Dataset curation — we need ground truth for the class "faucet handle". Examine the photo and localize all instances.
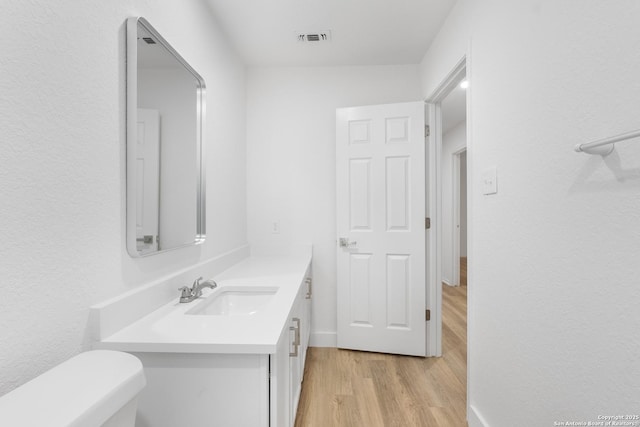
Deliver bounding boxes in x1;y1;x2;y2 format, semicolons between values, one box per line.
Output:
178;286;192;298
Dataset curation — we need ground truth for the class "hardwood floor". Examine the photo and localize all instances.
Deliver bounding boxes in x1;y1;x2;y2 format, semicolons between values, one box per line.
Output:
294;258;468;427
460;257;467;287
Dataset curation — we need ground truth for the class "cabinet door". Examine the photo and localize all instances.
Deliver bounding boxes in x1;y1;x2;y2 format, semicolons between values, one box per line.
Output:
300;274;312;374
134;352;269;427
273;270;313;427
271;326;291;427
289;286;304;424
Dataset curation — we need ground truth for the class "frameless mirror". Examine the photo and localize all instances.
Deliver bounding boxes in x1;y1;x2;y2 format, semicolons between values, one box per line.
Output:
126;17;206;257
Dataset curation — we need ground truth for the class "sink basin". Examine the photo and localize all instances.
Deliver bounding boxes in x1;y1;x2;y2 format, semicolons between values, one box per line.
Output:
186;286;278;316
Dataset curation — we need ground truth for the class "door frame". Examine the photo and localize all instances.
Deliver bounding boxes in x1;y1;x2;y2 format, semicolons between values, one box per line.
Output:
425;56;467;357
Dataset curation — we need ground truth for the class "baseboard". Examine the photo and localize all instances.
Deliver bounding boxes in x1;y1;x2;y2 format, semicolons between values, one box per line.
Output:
310;331;337;347
468;404;489;427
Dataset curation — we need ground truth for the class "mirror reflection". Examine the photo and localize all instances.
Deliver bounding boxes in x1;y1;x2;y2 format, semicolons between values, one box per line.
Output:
127;17;206;257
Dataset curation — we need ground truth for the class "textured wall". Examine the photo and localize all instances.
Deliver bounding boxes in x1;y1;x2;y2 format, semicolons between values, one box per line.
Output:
421;0;640;424
246;65;422;344
0;0;247;395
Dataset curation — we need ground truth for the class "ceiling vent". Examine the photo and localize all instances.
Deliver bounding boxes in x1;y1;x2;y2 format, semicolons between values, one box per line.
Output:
296;31;332;43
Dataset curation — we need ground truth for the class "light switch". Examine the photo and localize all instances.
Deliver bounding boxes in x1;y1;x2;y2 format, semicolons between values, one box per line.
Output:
482;167;497;195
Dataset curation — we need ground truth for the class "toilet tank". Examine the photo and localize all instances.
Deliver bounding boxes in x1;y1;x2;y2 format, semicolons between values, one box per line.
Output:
0;350;145;427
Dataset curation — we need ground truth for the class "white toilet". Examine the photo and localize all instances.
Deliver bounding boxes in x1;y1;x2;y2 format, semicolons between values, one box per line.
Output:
0;350;145;427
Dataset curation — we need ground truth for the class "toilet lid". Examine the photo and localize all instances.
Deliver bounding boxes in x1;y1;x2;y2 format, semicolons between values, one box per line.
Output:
0;350;145;427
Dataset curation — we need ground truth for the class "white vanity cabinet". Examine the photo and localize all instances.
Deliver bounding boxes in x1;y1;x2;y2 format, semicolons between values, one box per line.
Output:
94;254;313;427
109;265;312;427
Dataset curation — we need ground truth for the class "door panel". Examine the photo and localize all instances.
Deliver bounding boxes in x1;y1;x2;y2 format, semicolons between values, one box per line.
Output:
386;156;410;231
336;101;426;357
349;253;373;326
386;254;411;329
349;158;372;230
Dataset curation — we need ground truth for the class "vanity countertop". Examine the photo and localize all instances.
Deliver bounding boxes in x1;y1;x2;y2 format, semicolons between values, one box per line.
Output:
95;253;311;354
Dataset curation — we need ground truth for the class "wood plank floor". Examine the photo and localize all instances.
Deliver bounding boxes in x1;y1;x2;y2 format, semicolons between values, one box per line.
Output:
294;258;468;427
460;257;467;287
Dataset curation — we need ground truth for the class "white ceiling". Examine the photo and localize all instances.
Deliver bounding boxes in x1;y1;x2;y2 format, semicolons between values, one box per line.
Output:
205;0;457;66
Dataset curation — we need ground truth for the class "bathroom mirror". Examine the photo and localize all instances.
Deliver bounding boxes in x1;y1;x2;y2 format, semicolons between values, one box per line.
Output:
126;17;206;257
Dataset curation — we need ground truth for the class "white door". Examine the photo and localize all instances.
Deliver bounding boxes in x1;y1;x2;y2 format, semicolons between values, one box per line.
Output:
336;101;427;357
136;108;160;254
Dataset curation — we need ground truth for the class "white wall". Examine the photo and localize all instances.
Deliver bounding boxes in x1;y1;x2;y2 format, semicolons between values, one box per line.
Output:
246;65;421;344
421;1;640;424
0;0;247;395
441;120;466;285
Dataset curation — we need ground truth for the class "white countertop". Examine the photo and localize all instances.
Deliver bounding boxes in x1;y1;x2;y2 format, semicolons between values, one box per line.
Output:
95;253;311;354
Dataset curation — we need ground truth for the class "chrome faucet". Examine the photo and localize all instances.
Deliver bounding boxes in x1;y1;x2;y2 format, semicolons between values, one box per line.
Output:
178;276;218;303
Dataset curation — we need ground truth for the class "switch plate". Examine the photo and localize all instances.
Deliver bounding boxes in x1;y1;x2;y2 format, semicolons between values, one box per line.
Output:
482;167;497;195
271;221;280;234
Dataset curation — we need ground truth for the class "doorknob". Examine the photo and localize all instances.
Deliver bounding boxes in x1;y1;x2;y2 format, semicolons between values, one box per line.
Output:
339;237;357;248
136;235;154;244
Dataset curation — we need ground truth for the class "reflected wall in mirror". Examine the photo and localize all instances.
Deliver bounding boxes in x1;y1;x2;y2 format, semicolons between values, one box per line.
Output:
126;17;206;257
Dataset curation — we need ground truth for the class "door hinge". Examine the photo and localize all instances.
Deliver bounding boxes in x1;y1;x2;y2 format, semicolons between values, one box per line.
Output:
425;217;431;229
425;309;431;321
425;125;430;137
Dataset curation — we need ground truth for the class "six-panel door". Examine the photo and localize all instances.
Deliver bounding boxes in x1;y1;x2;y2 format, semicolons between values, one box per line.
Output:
336;102;427;357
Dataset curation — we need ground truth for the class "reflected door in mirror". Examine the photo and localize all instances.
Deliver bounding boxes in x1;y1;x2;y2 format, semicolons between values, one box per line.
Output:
136;108;160;254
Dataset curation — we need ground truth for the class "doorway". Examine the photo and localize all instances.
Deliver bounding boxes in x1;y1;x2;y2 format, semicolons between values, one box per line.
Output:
436;71;468;384
452;149;467;287
425;56;469;420
440;84;467;288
